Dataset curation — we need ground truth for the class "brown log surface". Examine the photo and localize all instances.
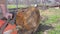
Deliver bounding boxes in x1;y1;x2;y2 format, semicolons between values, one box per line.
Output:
16;7;40;34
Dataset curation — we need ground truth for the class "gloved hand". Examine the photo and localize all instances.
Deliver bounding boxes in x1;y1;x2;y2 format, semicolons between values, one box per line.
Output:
3;13;12;19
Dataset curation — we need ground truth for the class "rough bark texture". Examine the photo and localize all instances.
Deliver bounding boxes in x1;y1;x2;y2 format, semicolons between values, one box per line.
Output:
16;6;40;34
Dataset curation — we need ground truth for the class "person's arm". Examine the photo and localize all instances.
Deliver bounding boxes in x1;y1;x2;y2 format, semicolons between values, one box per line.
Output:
0;4;12;19
0;4;7;15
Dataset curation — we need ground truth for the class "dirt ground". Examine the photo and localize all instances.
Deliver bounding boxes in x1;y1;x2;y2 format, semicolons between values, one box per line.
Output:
0;8;60;34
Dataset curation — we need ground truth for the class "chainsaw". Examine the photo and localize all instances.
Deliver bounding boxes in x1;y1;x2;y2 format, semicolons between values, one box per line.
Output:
0;0;18;34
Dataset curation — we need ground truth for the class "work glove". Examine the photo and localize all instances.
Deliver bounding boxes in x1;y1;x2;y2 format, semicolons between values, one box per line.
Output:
3;13;12;19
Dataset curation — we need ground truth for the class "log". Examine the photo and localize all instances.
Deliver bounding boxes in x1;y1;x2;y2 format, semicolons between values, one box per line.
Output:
16;6;40;34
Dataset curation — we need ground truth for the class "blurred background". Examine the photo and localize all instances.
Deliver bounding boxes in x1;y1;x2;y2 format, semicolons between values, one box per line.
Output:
0;0;60;34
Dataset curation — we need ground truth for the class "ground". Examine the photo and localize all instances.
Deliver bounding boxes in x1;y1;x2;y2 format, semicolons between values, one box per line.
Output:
0;5;60;34
37;8;60;34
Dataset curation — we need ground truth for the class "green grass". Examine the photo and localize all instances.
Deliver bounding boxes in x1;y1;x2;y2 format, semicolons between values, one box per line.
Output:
40;8;60;34
7;5;27;9
7;5;60;34
45;15;60;24
37;31;43;34
48;24;60;34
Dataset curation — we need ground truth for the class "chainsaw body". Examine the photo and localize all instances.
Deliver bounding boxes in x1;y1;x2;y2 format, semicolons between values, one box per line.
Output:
0;20;17;34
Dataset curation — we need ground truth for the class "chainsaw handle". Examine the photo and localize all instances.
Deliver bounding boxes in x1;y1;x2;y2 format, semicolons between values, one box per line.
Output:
0;16;11;34
8;16;11;19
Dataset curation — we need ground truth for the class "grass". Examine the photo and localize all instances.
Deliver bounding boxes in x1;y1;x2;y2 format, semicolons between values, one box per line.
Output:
7;5;60;34
40;8;60;34
7;5;27;9
37;31;43;34
45;15;60;24
48;24;60;34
